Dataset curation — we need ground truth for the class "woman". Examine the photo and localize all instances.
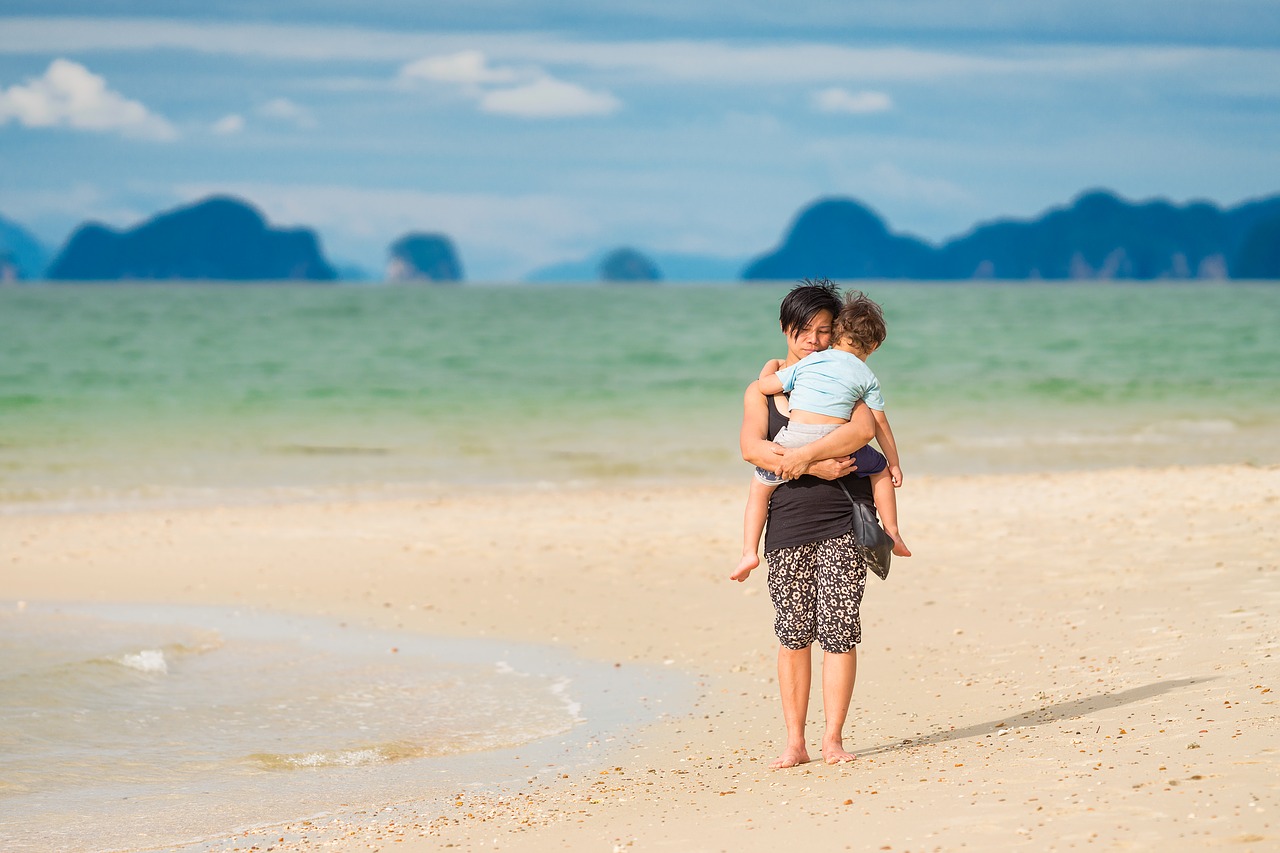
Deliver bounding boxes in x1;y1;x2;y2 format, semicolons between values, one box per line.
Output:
739;280;880;768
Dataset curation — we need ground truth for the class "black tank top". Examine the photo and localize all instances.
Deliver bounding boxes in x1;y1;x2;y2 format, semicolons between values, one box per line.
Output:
763;396;876;553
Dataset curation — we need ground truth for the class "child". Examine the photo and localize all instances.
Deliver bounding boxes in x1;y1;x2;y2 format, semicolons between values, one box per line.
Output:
731;289;910;582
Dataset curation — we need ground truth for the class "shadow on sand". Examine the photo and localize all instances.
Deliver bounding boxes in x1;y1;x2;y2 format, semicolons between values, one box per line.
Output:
854;676;1213;758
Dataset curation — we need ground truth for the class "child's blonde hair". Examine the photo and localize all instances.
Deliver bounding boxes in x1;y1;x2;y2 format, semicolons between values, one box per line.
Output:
835;290;887;353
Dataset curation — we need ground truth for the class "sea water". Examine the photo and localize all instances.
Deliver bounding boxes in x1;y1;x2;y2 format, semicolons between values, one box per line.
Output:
1;282;1278;505
0;602;685;851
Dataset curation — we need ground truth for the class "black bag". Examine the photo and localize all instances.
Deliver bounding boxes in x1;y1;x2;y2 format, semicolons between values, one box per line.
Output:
838;481;892;580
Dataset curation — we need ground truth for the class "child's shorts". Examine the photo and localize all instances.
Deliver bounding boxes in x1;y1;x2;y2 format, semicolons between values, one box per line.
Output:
754;424;888;485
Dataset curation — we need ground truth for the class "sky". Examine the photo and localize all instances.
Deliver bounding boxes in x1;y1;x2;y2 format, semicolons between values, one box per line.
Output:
1;2;1278;280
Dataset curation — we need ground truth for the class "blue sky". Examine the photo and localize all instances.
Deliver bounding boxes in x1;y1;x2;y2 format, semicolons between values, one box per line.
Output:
1;2;1278;279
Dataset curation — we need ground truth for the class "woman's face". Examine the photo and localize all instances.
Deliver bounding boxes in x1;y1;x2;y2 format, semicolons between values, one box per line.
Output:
783;309;834;364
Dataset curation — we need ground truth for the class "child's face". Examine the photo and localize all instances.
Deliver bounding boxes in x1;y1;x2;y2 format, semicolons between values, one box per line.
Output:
784;310;834;362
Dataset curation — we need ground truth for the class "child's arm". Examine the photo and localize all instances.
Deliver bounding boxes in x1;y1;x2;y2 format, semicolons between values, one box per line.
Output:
756;357;799;398
757;372;784;396
871;408;904;486
758;358;785;380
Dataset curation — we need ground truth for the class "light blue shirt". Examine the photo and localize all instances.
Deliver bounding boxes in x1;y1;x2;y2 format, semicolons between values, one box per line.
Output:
775;349;885;419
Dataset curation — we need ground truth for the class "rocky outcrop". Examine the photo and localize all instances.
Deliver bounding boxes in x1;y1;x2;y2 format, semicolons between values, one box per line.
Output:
743;199;934;280
386;233;464;282
599;247;661;282
46;196;336;281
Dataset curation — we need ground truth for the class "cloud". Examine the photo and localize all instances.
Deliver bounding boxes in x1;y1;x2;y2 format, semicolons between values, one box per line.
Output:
0;58;177;140
400;50;621;118
212;113;245;134
256;97;317;129
479;77;621;118
813;87;892;114
0;19;1274;93
399;50;522;85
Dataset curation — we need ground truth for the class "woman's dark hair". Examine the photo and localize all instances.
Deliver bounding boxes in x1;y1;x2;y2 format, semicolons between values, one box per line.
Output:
779;278;841;335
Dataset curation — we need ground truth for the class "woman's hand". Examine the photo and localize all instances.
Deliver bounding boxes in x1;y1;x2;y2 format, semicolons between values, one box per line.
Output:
776;446;857;480
806;455;858;481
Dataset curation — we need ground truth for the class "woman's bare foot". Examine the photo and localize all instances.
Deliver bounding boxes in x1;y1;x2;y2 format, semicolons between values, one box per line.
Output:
730;552;759;582
822;738;857;765
770;745;811;769
889;532;912;558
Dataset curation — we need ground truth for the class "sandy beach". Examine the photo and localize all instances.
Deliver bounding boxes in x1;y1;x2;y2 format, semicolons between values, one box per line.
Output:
4;464;1278;852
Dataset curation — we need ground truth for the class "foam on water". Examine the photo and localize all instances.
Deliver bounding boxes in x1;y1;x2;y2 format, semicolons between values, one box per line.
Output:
114;648;168;673
0;602;689;852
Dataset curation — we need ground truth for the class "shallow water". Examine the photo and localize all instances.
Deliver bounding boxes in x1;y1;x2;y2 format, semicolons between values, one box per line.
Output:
0;603;687;852
1;282;1277;507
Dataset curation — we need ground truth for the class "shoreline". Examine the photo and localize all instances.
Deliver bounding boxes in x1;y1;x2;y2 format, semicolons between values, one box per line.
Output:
4;464;1278;851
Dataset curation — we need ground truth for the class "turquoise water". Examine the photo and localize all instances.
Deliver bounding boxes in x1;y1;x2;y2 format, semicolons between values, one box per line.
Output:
1;282;1278;505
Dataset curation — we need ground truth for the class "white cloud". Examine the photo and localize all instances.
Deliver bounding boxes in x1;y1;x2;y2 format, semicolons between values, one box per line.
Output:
479;77;621;118
399;50;522;85
212;113;245;134
256;97;317;129
0;58;177;141
400;50;621;119
813;87;892;114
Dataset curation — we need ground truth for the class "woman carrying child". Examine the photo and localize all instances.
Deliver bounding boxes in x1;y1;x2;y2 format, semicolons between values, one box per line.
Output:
737;280;900;767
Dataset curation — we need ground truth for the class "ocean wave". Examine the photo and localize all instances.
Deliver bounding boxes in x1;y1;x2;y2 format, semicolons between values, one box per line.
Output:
250;742;426;770
550;676;584;722
114;648;168;674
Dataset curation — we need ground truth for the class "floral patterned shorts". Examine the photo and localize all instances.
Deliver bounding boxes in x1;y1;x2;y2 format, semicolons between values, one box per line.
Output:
765;530;870;653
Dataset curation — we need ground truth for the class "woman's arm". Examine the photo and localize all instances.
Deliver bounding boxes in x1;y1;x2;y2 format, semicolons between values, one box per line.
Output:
740;381;784;470
741;381;860;481
775;403;875;480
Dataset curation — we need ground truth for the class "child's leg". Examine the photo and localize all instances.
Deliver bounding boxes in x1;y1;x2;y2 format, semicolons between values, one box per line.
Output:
734;477;779;581
869;470;912;557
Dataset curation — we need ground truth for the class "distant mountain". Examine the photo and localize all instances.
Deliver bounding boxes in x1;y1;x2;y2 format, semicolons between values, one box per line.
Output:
599;247;661;282
387;233;463;282
743;199;935;280
745;190;1280;281
46;196;336;281
0;214;50;280
1233;215;1280;279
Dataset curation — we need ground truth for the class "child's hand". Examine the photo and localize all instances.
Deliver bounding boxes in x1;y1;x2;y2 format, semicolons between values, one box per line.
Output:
889;464;904;487
758;358;784;381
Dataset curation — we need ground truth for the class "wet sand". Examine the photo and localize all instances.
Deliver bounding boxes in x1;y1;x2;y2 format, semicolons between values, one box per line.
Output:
4;464;1278;851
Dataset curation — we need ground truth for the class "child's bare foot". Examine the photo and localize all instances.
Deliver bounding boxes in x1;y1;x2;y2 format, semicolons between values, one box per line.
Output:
731;552;759;582
771;745;811;769
890;533;912;557
822;738;857;765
